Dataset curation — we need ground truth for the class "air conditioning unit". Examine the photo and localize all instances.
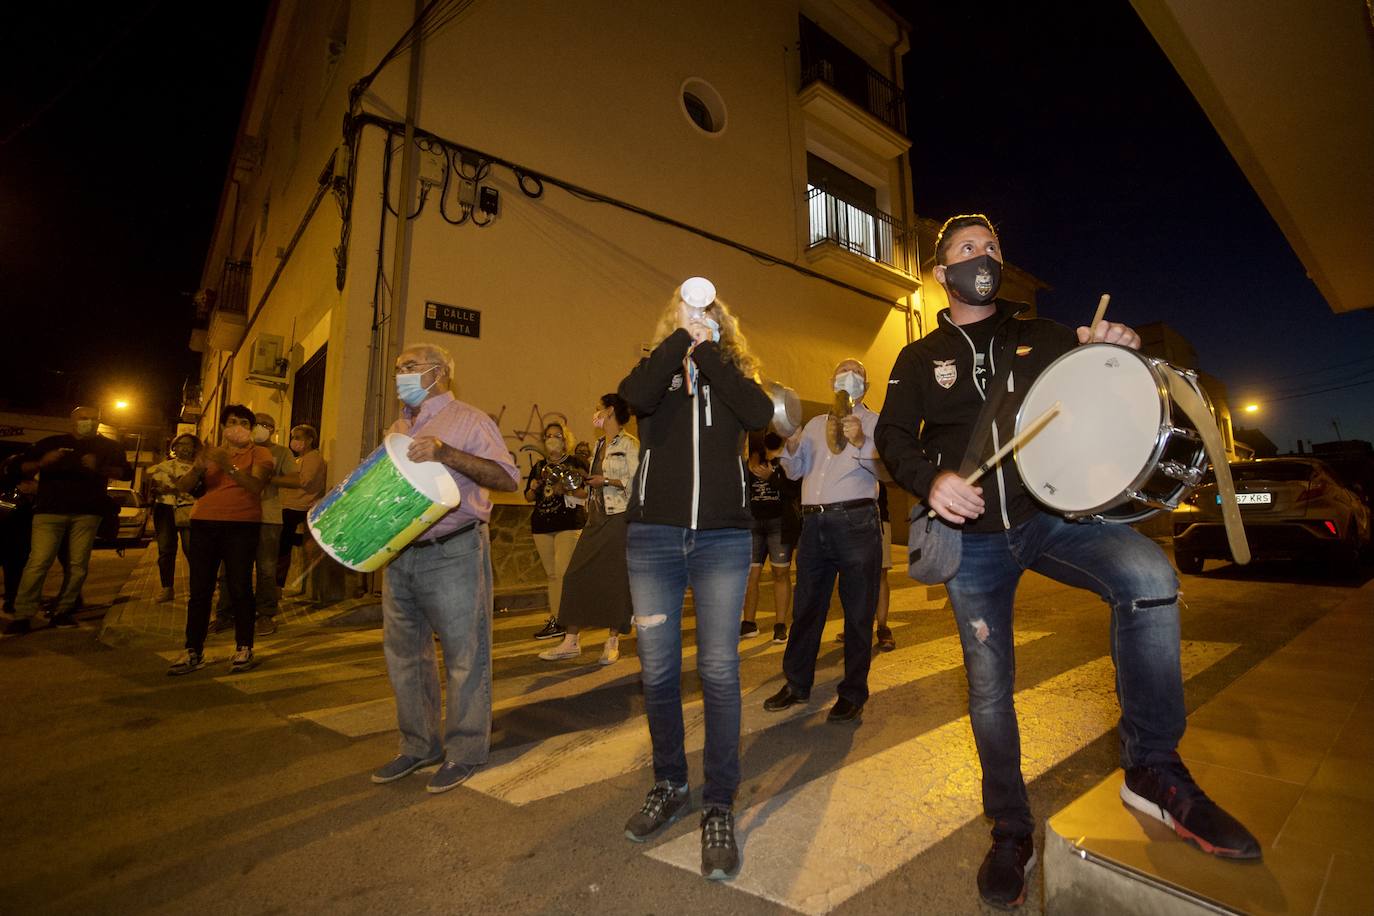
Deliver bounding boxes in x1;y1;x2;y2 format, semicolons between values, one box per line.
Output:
246;334;290;390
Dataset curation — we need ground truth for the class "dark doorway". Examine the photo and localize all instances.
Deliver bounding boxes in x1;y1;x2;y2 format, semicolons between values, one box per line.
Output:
291;344;327;431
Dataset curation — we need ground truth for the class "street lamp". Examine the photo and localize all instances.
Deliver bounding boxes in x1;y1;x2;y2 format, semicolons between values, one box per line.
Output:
113;399;131;411
1243;403;1259;414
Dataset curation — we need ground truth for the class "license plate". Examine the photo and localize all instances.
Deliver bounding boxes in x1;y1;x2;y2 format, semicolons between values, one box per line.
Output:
1219;493;1271;505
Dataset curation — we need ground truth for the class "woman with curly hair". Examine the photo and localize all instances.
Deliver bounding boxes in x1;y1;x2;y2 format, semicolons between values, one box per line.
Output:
616;279;773;881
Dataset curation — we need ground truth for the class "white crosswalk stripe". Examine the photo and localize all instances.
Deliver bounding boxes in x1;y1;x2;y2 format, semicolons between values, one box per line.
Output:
644;639;1237;914
462;630;1050;806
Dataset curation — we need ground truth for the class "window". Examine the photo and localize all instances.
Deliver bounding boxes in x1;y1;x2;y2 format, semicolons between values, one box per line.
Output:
679;78;726;135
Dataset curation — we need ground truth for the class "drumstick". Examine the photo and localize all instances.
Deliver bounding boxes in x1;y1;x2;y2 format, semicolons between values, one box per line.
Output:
928;402;1061;518
1090;293;1110;334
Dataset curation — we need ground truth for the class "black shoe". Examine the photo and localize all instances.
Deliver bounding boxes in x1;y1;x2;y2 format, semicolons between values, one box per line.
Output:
255;615;278;636
211;617;235;634
1121;756;1261;859
625;780;691;842
772;623;787;644
875;625;895;652
762;683;810;712
700;806;740;880
978;835;1036;909
739;620;759;639
51;612;79;629
533;617;565;640
2;618;32;638
827;697;863;723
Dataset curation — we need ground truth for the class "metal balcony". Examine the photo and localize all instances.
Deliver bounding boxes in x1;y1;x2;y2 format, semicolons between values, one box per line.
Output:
806;186;911;272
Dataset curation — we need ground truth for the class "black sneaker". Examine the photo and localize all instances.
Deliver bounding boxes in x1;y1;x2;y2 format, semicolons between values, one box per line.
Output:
2;618;32;638
700;807;740;880
1121;757;1261;859
533;617;565;640
51;612;79;629
739;620;759;639
762;683;809;711
772;623;787;643
210;617;235;634
624;780;690;842
875;625;895;652
977;835;1036;909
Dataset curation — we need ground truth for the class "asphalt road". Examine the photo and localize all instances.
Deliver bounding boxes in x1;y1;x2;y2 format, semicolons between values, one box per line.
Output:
1;546;1368;915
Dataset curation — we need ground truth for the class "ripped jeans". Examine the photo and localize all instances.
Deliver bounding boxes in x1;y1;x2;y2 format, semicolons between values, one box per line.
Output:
947;510;1184;839
626;523;751;808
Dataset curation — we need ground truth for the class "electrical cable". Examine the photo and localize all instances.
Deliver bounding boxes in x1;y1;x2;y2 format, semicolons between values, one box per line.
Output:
349;114;898;306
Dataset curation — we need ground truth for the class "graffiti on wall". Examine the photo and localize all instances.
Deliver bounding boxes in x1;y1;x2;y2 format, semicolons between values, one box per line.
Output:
489;403;570;475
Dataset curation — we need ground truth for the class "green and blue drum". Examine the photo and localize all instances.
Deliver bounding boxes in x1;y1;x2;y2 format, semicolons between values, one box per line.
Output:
308;433;462;572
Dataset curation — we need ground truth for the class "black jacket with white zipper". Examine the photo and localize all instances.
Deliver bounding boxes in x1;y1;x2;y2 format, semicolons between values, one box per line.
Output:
875;300;1077;533
619;329;774;530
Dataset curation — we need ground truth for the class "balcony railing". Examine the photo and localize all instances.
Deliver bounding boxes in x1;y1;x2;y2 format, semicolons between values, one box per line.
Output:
807;186;911;273
800;59;907;136
219;259;252;314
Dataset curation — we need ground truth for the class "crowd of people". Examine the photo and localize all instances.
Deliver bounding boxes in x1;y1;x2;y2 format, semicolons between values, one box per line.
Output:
0;406;328;667
1;213;1262;909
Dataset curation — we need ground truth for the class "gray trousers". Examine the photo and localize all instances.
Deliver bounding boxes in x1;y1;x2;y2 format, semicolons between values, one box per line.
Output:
382;523;493;764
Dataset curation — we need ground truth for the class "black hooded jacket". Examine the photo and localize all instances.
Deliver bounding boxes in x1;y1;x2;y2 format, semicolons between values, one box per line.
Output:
619;329;774;530
875;300;1077;532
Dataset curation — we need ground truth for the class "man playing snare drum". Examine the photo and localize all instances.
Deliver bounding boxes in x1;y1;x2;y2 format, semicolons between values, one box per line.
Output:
875;215;1259;910
370;342;520;794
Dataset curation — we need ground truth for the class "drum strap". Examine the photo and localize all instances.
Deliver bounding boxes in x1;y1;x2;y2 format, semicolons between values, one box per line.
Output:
1164;373;1252;565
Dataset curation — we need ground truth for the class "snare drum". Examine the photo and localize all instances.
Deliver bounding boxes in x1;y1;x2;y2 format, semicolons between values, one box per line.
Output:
1013;344;1210;523
308;433;462;571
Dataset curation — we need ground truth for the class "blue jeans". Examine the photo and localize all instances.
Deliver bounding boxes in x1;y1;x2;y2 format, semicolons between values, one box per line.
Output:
382;524;493;764
627;523;751;808
783;503;883;705
947;510;1184;838
14;513;101;618
152;504;191;589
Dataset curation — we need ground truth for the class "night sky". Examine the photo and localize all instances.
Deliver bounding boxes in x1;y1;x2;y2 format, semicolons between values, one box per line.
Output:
3;2;1370;452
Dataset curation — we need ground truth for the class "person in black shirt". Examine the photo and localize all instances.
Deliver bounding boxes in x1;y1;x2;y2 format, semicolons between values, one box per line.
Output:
4;407;130;635
740;431;799;643
875;214;1259;908
525;420;588;640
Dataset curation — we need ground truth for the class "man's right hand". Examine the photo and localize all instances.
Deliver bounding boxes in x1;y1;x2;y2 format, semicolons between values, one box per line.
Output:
928;470;985;523
38;449;67;468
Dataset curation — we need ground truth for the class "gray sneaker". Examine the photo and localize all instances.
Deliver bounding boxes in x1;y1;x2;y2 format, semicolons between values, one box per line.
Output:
167;649;206;676
371;753;443;784
427;761;478;794
229;646;260;673
700;806;740;880
625;780;691;842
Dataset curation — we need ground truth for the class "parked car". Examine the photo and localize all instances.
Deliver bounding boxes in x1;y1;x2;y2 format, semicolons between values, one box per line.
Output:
1172;457;1372;573
99;487;151;547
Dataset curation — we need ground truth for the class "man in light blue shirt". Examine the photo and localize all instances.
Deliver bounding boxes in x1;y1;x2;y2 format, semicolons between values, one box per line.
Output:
763;359;885;723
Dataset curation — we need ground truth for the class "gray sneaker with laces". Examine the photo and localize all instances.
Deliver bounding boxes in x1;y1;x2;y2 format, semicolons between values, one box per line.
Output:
624;780;690;842
167;649;206;676
700;806;740;880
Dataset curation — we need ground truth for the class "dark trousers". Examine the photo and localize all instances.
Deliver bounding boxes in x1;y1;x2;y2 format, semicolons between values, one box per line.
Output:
277;508;307;587
782;503;883;706
2;505;34;607
152;504;191;589
186;520;259;652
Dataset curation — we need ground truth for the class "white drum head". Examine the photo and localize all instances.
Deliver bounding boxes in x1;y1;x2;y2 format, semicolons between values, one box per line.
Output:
384;433;462;508
1014;345;1163;515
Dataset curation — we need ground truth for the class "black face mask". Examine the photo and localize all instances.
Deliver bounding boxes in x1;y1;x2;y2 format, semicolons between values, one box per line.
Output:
942;254;1002;305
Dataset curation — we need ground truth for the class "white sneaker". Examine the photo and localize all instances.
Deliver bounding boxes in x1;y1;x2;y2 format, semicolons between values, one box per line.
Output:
599;636;620;666
539;638;581;661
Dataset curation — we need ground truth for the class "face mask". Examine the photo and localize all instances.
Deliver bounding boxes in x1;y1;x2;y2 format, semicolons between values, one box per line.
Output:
252;425;272;444
544;436;564;453
943;254;1002;305
224;425;251;446
592;410;606;430
834;370;865;401
74;420;96;436
396;367;438;407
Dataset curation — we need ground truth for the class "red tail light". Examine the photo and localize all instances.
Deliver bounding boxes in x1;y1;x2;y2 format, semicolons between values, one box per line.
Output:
1324;520;1339;536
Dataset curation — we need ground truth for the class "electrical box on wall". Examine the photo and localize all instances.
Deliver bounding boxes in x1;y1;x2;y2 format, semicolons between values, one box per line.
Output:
246;334;290;389
478;186;499;217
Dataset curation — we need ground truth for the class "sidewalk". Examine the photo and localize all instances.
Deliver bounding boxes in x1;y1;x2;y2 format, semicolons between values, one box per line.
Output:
98;547;378;648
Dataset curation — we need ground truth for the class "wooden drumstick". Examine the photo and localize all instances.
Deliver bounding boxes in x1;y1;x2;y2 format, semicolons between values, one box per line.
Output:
1090;293;1110;335
929;402;1061;517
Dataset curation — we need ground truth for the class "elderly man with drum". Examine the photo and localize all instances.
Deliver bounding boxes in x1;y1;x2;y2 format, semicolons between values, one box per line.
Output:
875;214;1259;910
369;342;520;794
